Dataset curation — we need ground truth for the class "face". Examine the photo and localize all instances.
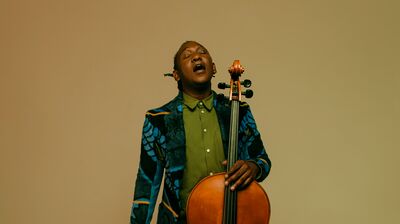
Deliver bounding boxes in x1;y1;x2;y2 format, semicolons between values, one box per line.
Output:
173;41;216;92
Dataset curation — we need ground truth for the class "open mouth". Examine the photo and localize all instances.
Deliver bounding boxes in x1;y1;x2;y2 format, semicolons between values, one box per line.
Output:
193;64;205;73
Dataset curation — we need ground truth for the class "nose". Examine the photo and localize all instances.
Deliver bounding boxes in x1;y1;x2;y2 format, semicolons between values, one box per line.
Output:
191;54;201;62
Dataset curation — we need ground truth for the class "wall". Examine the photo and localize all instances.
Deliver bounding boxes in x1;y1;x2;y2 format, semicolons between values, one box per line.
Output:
1;0;399;223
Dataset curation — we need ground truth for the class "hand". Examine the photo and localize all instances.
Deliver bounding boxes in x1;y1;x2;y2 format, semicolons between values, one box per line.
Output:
222;160;259;191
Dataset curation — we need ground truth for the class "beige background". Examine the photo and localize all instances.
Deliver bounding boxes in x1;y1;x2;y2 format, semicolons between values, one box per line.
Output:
1;0;399;223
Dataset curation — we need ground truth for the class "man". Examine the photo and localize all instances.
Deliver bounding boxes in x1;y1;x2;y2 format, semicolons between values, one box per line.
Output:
131;41;271;224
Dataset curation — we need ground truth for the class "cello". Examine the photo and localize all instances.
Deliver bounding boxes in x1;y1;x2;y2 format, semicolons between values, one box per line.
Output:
186;60;271;224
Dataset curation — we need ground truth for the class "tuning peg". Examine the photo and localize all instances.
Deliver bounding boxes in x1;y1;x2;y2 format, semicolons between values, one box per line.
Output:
216;93;228;101
241;79;252;88
218;82;230;89
242;89;253;98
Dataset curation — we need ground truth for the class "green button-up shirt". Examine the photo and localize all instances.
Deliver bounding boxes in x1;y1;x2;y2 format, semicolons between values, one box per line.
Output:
179;92;226;209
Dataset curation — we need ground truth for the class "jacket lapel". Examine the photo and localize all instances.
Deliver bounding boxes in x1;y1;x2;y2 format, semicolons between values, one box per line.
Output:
164;93;186;171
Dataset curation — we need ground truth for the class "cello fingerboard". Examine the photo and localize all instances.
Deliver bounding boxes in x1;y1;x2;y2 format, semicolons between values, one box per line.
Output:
223;100;240;224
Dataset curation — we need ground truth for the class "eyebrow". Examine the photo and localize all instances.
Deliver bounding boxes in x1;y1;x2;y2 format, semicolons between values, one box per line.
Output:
181;46;206;54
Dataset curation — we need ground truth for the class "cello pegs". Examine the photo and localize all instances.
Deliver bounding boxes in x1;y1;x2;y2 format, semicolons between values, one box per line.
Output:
218;82;230;89
242;89;253;98
216;94;229;102
241;79;252;88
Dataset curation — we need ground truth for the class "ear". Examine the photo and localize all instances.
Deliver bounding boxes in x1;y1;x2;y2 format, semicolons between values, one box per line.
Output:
173;70;180;81
212;63;217;74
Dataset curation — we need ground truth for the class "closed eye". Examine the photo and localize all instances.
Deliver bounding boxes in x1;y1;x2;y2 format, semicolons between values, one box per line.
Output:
198;48;207;54
182;50;193;59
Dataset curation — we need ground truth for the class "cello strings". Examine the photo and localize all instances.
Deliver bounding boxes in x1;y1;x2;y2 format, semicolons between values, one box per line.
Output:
224;100;239;224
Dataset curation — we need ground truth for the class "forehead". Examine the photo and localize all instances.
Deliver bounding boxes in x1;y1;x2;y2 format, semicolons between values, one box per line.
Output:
178;41;207;54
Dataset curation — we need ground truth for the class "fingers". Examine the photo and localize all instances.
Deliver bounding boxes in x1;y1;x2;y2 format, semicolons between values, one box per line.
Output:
222;160;227;166
225;160;243;177
230;167;252;191
224;160;256;191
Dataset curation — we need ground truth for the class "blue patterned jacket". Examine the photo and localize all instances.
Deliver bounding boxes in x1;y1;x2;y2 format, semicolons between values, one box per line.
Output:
130;91;271;224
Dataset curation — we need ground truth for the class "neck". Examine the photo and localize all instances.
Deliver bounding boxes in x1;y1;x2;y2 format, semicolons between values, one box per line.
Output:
182;87;212;100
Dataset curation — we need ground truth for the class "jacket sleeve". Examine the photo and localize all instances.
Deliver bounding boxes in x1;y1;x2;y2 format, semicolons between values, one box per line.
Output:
239;106;271;182
131;115;164;224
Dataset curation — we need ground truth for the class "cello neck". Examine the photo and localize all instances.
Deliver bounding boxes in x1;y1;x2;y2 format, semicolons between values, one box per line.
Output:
225;60;245;170
226;98;240;170
222;60;246;224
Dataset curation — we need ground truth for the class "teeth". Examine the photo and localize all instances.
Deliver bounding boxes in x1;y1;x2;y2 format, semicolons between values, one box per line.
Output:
194;64;204;72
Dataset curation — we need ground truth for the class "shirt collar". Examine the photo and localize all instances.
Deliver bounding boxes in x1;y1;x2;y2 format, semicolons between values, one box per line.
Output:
182;92;213;111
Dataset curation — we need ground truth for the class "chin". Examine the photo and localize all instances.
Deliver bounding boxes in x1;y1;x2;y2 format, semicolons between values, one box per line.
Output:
194;78;212;85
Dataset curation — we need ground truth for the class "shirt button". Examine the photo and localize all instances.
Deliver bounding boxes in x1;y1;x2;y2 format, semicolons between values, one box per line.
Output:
199;102;203;106
209;172;214;176
206;149;210;153
203;129;207;132
201;110;205;114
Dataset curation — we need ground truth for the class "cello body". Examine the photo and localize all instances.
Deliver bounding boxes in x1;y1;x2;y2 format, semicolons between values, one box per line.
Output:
186;173;270;224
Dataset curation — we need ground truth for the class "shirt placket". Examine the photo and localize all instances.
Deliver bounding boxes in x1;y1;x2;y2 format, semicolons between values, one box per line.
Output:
198;101;214;176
